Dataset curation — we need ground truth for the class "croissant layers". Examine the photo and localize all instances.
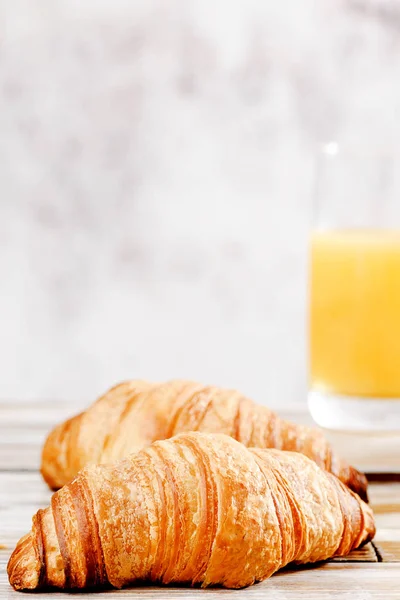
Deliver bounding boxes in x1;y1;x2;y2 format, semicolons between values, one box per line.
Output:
9;433;375;591
41;380;368;500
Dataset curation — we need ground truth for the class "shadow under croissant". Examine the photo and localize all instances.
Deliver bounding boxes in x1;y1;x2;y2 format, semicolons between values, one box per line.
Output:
13;561;344;594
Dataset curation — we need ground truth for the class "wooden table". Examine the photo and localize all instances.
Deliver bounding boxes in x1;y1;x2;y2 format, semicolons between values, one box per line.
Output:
1;401;399;599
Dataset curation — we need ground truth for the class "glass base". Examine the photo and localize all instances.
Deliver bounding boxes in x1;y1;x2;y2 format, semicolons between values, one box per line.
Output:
308;390;400;432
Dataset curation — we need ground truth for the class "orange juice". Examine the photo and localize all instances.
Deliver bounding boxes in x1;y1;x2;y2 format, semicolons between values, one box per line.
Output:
310;230;400;398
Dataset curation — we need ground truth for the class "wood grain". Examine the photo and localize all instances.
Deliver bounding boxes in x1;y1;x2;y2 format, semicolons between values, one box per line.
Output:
1;401;399;599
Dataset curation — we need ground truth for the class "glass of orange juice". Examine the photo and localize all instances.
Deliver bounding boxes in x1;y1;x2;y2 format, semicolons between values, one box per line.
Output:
309;142;400;432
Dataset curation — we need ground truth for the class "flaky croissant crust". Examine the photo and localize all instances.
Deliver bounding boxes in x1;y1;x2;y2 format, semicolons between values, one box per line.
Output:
10;433;374;591
41;380;368;500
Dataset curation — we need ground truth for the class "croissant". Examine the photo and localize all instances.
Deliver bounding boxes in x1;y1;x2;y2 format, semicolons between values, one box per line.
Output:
9;432;375;591
41;380;368;500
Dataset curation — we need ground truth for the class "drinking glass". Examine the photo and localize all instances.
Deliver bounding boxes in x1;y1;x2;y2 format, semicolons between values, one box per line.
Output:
308;142;400;432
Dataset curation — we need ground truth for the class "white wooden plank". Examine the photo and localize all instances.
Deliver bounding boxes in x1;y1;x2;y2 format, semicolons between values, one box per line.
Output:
0;401;83;471
1;401;400;473
0;444;43;472
0;563;399;599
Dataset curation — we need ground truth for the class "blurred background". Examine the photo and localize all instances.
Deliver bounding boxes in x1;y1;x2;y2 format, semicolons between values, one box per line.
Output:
1;0;400;405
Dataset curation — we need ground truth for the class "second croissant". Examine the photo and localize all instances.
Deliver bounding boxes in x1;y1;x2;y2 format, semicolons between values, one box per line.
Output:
41;379;368;500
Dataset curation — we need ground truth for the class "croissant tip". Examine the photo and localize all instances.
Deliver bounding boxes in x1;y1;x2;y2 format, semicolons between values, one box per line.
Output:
7;533;41;591
348;467;369;503
360;501;376;546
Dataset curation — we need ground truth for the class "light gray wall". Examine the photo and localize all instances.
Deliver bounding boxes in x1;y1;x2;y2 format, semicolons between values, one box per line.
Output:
1;0;399;404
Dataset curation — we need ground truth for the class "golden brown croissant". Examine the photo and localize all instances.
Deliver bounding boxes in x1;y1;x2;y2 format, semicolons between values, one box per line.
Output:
9;432;375;591
41;380;368;500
